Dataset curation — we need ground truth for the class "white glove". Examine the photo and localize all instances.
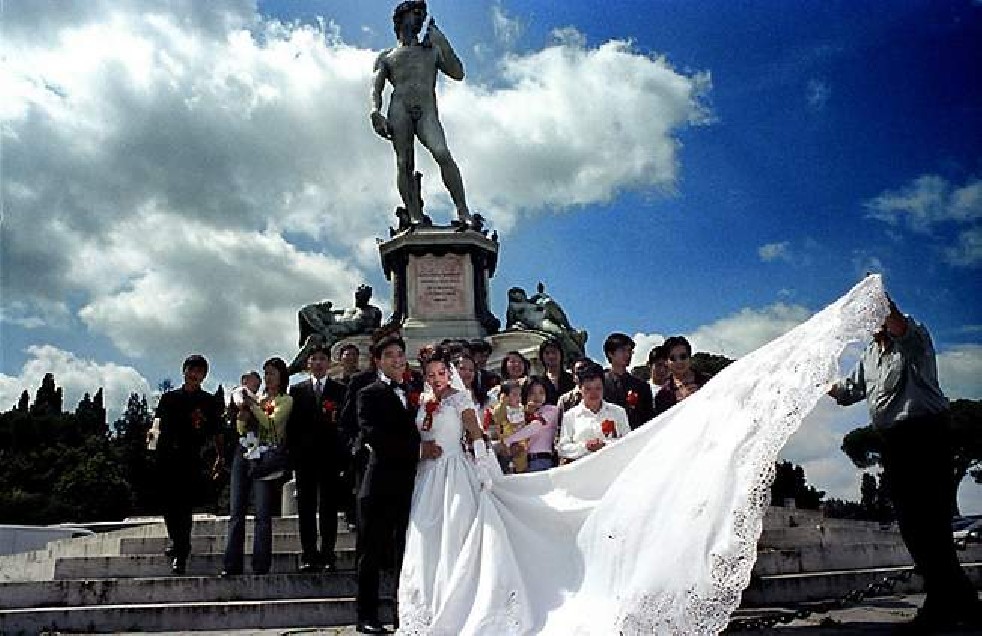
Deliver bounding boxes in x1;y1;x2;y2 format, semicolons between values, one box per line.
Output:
146;418;161;451
472;439;495;490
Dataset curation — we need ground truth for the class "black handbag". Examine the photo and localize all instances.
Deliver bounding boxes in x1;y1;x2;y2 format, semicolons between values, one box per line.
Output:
247;445;289;480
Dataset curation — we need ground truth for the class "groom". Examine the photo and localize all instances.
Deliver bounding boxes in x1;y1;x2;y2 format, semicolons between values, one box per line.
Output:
354;334;434;634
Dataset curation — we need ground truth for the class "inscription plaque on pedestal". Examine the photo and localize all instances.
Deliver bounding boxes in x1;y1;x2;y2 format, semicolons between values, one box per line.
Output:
409;253;474;319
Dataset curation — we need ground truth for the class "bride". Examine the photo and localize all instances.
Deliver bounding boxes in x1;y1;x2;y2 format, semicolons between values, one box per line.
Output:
398;275;891;635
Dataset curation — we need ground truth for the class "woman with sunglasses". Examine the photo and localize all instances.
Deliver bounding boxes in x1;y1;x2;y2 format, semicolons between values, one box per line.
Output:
654;336;711;416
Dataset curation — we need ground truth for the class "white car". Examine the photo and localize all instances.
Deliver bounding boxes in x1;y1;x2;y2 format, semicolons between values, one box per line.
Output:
952;518;982;549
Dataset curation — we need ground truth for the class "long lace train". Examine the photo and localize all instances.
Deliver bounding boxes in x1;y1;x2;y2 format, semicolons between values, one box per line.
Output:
398;275;889;635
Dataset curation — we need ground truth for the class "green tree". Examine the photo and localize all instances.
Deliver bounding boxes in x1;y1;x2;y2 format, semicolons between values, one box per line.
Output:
770;460;825;509
841;399;982;516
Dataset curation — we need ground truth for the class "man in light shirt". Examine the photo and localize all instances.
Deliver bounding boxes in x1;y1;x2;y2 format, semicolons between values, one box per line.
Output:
558;363;630;462
829;297;980;631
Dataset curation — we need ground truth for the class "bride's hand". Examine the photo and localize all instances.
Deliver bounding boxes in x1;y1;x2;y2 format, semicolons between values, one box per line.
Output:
420;440;443;460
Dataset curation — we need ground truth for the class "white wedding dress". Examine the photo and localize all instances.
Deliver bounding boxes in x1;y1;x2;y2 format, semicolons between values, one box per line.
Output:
398;276;890;635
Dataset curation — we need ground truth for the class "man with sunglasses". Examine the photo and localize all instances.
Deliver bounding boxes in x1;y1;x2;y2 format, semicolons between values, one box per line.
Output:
654;336;711;416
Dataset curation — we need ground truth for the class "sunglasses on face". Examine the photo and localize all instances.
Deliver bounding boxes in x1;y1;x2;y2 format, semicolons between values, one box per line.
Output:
669;354;689;362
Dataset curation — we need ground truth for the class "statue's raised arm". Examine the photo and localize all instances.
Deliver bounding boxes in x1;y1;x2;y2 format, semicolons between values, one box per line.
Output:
426;20;464;81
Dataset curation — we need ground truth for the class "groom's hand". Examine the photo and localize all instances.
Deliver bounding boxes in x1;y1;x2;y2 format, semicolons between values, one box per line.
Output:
420;440;443;460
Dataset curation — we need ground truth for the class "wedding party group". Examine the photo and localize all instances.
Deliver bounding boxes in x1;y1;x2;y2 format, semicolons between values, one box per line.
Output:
148;276;979;634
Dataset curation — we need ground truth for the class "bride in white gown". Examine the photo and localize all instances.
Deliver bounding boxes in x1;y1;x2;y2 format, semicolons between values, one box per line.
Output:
398;275;891;635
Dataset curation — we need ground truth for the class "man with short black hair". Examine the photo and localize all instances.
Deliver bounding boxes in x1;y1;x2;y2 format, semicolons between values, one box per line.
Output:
338;344;361;385
558;363;630;462
469;338;499;395
355;334;423;634
288;343;347;572
647;345;670;397
602;332;654;429
150;354;224;575
829;299;981;631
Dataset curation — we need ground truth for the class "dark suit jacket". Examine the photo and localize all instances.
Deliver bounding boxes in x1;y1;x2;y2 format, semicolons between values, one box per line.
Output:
604;369;654;430
356;378;421;498
287;376;347;465
339;368;379;452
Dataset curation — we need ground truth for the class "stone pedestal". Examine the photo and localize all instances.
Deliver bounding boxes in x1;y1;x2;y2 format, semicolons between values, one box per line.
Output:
379;226;500;355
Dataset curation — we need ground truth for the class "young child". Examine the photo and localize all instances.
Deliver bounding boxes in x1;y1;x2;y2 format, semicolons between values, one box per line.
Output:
232;371;263;458
490;380;529;473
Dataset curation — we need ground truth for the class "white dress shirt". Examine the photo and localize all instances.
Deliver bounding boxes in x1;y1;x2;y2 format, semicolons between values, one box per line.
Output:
379;370;407;408
558;400;631;460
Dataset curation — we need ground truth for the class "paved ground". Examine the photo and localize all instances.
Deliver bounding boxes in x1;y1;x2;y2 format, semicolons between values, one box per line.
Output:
51;594;982;635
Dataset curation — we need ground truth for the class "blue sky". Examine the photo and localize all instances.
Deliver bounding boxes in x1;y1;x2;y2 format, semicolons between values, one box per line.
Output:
1;1;980;506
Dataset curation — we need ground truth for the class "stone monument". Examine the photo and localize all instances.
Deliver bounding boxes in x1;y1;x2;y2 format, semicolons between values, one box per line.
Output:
379;225;500;356
502;282;587;362
289;285;383;373
370;0;479;230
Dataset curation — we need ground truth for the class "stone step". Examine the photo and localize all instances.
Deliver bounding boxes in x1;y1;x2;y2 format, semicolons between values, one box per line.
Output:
742;561;982;606
0;572;395;610
119;533;357;555
52;551;359;580
753;542;982;575
758;525;905;550
43;541;982;582
0;597;394;634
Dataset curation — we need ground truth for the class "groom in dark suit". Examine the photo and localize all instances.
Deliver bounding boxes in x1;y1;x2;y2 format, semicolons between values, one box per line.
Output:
355;334;435;634
287;343;347;572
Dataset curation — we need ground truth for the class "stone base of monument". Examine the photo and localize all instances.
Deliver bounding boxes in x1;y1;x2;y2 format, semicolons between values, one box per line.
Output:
379;225;500;357
1;507;980;631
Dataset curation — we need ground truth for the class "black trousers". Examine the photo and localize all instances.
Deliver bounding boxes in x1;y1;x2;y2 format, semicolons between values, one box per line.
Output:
159;453;202;560
294;457;340;564
356;489;412;623
881;413;977;615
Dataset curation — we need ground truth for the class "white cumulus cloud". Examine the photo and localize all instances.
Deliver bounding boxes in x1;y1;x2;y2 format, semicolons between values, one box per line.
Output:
865;174;982;233
1;0;710;383
758;241;792;263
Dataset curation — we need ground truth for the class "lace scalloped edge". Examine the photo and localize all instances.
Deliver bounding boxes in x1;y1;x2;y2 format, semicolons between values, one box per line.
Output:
616;280;888;635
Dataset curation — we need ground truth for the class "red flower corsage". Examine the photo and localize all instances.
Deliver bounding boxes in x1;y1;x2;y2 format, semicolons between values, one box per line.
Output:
402;369;414;384
626;390;639;408
601;419;617;438
408;390;421;408
262;401;275;417
482;408;493;431
421;397;440;431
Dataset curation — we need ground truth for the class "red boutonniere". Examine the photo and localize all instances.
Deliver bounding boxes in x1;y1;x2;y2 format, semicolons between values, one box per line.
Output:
625;390;639;408
262;401;275;417
191;408;204;429
601;419;617;438
421;396;441;431
322;398;337;415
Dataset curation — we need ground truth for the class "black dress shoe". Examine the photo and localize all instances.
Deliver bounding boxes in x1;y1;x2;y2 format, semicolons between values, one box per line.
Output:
163;545;175;558
322;561;337;573
355;621;389;634
298;561;318;573
220;569;241;578
170;557;186;575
